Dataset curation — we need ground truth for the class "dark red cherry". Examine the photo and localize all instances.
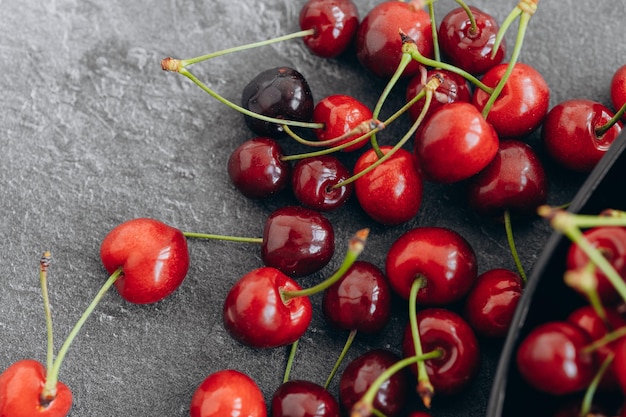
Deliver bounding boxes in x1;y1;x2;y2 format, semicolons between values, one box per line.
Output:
322;261;392;334
463;268;523;338
612;337;626;395
438;6;506;75
467;139;548;217
385;226;478;305
271;380;340;417
291;155;353;211
338;349;408;417
312;94;373;152
355;1;433;78
516;321;596;395
299;0;360;58
611;64;626;122
227;137;291;199
541;99;623;172
262;205;335;277
241;67;314;137
402;308;481;396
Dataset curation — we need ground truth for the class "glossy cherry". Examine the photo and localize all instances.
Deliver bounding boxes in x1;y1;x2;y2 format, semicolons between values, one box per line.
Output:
271;380;340;417
385;226;478;305
299;0;360;58
241;67;314;137
541;99;623;172
291;155;353;212
516;321;596;395
0;360;72;417
402;308;481;396
463;268;524;338
222;266;313;348
414;101;499;183
312;94;373;152
99;218;190;304
190;369;267;417
611;64;626;122
353;146;423;225
355;1;433;78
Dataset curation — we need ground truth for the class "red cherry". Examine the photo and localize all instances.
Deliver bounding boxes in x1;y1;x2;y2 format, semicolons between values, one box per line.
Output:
611;64;626;122
353;146;423;225
99;218;190;304
472;63;550;139
0;360;72;417
467;139;548;217
299;0;360;58
438;6;506;75
516;321;597;395
227;137;291;199
402;308;481;396
463;268;523;338
262;206;335;277
612;338;626;395
222;266;313;348
355;1;433;78
312;94;373;152
414;102;499;183
271;380;340;417
541;99;623;172
385;226;478;305
190;369;267;417
291;155;353;212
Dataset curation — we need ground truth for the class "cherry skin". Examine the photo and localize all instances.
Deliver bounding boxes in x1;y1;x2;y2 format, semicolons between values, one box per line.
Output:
611;64;626;122
99;218;190;304
312;94;373;152
466;139;548;217
299;0;360;58
402;308;481;396
222;266;313;348
270;380;340;417
414;101;499;183
438;6;506;75
541;99;623;173
353;146;423;225
338;349;408;417
385;226;478;305
262;205;335;277
611;337;626;395
355;1;433;79
516;321;596;395
189;369;267;417
463;268;524;338
228;137;291;199
241;67;314;137
472;62;550;139
291;155;353;212
322;260;392;334
0;360;72;417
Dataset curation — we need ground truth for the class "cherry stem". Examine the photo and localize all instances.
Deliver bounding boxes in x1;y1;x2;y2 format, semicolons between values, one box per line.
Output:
281;118;384;152
41;267;123;401
580;352;614;416
583;325;626;354
538;206;626;228
564;262;608;325
409;277;435;408
454;0;477;34
324;328;357;389
427;2;441;62
281;229;369;301
39;252;55;375
504;210;527;283
282;339;299;384
182;231;263;244
595;101;626;137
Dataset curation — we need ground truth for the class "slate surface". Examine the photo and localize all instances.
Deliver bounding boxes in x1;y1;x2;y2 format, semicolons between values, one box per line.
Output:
0;1;624;416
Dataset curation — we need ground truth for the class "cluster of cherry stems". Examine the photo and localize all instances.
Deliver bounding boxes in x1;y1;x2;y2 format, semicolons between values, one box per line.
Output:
2;0;626;416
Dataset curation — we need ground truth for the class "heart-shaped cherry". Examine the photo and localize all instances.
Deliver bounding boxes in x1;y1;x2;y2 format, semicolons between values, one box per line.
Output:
291;155;353;212
299;0;360;58
271;379;340;417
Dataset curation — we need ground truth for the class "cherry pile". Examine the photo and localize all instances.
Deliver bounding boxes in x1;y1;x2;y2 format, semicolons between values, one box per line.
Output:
1;0;625;416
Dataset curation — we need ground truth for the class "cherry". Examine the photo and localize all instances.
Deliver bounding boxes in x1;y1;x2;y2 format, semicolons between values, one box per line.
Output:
189;369;267;417
299;0;360;58
291;155;353;212
541;99;623;173
241;67;315;137
611;64;626;122
353;146;423;225
414;101;499;183
99;217;190;304
270;379;340;417
312;94;373;152
472;62;550;139
463;268;523;338
438;6;506;75
402;308;481;396
227;136;291;199
355;1;433;79
612;337;626;395
516;321;597;395
385;226;478;305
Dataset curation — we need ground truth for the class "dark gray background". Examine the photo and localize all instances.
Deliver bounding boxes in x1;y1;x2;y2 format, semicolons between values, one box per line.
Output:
1;1;624;416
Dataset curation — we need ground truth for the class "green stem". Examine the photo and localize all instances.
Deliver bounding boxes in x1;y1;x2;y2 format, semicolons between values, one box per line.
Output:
281;118;383;149
583;325;626;354
580;352;614;416
428;3;440;62
39;252;54;375
409;277;434;407
324;329;357;389
596;101;626;137
504;210;527;283
283;339;299;384
454;0;477;34
491;6;522;58
183;231;263;244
